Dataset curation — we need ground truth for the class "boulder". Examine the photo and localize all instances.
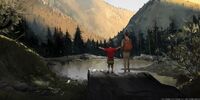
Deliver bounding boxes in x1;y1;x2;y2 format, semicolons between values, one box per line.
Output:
12;82;30;92
180;77;200;97
88;71;184;100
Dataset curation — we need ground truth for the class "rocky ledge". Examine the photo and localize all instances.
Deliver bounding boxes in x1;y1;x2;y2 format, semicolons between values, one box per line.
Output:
88;71;184;100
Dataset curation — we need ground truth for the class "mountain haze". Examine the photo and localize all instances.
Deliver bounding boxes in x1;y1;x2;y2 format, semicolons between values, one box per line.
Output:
23;0;133;41
24;0;103;41
46;0;133;38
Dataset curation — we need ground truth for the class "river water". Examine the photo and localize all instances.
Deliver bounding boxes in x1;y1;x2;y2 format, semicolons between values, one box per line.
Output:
49;58;177;87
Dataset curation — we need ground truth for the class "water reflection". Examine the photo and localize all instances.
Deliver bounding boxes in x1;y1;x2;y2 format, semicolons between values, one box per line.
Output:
50;58;177;86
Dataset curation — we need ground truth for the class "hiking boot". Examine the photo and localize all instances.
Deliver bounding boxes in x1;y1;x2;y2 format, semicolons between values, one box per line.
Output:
124;69;127;73
128;69;130;72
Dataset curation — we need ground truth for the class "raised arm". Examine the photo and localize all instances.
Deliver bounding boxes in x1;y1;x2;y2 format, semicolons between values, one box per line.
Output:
116;46;121;50
99;47;105;50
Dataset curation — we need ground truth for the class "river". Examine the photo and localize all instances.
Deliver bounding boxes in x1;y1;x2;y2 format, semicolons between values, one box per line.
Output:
48;57;177;87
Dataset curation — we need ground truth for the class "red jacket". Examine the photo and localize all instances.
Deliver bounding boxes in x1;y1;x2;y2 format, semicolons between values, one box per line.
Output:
103;47;117;60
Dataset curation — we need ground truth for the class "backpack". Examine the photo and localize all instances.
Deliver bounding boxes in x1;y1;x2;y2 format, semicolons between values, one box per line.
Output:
123;39;133;51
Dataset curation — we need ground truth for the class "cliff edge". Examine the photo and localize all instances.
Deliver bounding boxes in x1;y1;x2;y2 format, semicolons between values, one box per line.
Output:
88;71;184;100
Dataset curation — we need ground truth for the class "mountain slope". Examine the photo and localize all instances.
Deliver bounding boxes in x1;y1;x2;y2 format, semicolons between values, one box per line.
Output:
0;35;54;83
23;0;133;41
48;0;133;38
124;0;200;36
24;0;103;41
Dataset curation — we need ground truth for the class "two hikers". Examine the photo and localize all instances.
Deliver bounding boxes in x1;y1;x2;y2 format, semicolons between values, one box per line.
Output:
99;32;133;73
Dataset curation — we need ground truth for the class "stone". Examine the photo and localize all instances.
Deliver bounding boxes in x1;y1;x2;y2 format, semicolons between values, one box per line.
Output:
88;71;184;100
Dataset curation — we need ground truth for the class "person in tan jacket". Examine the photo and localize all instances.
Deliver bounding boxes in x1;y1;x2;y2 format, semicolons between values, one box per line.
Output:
121;32;133;72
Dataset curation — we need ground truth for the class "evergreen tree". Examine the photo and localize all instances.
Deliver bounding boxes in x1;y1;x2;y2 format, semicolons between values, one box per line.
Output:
63;30;72;56
9;19;26;40
193;15;198;25
103;39;107;47
167;19;178;56
86;39;92;53
166;18;200;78
129;32;138;56
91;39;96;54
53;27;64;56
169;19;178;34
138;33;145;54
108;38;114;47
145;21;162;55
153;21;159;49
46;27;54;56
94;40;100;55
28;34;39;47
147;29;153;55
0;0;23;37
73;26;85;54
153;21;162;56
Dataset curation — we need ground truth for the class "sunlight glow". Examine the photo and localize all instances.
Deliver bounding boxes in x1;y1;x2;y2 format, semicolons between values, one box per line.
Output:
105;0;149;12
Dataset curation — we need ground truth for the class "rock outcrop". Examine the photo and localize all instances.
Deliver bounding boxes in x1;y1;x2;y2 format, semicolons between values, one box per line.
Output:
88;71;184;100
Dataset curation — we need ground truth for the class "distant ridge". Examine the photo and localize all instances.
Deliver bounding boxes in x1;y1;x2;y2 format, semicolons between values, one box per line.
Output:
123;0;200;37
23;0;133;41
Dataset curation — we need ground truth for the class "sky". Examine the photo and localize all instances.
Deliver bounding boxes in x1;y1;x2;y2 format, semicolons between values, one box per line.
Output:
105;0;149;12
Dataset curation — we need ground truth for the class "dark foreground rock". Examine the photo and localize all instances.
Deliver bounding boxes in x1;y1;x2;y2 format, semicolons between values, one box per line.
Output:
180;77;200;97
88;71;184;100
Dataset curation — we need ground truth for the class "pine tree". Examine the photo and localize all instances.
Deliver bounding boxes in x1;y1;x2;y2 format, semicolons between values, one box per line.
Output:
193;15;198;25
108;38;114;47
94;40;100;55
63;30;72;56
147;29;153;55
166;18;200;77
0;0;23;37
152;21;162;56
153;21;159;50
73;26;85;54
9;19;26;40
168;19;178;56
46;27;54;56
138;33;145;54
53;27;64;56
103;39;107;47
86;39;92;53
91;39;96;54
169;19;177;34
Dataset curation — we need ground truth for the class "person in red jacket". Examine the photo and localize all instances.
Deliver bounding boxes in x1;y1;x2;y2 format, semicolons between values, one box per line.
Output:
99;45;120;73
